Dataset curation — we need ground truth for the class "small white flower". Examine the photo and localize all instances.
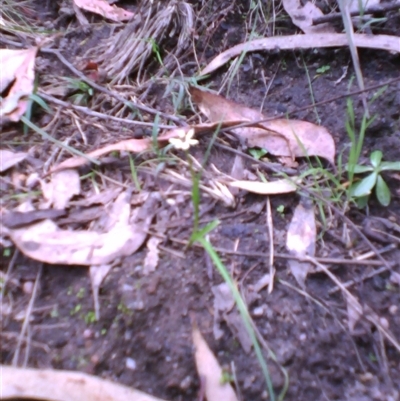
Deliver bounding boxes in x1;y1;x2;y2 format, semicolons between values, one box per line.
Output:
169;128;199;151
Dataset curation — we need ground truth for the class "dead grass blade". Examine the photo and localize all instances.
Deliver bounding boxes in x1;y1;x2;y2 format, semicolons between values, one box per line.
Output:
200;33;400;76
228;178;298;194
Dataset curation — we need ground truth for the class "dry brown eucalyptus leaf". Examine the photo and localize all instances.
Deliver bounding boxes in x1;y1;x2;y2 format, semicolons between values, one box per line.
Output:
73;0;134;21
191;88;336;164
192;323;238;401
2;365;168;401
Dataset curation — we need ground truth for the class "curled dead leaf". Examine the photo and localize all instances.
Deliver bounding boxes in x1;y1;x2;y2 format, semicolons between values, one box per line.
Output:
0;47;38;123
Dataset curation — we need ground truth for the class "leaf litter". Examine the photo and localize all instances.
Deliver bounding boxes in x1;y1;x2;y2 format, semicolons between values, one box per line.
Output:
8;190;158;266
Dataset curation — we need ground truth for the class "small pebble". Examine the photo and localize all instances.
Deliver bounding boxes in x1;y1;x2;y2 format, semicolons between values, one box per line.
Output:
252;306;264;317
22;281;34;295
389;305;398;315
379;317;389;329
125;357;137;370
299;333;307;342
179;375;192;390
83;329;93;339
91;354;99;364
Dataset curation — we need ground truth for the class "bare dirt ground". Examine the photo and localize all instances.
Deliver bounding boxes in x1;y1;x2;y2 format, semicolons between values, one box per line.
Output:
1;1;400;400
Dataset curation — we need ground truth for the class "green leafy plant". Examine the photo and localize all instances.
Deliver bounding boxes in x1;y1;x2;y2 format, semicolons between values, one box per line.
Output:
345;85;387;202
84;311;97;324
249;147;268;160
64;77;94;105
349;150;400;207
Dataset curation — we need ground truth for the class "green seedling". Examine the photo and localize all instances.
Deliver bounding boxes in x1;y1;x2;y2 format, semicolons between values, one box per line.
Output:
220;370;234;385
276;204;285;216
84;311;97;324
349;150;400;207
249;148;268;160
64;77;94;105
70;303;82;316
147;38;164;66
316;65;330;75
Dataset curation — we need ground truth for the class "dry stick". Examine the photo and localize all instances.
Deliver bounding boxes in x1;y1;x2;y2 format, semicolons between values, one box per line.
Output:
12;265;43;367
328;265;391;294
313;2;400;25
163;234;394;267
265;198;275;293
38;92;173;129
200;33;400;76
41;48;184;125
307;256;400;353
338;0;369;117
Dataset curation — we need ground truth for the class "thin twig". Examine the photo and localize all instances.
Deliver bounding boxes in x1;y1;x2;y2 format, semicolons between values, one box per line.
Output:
307;256;400;353
152;232;394;267
12;264;43;366
38;92;174;129
41;48;185;124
